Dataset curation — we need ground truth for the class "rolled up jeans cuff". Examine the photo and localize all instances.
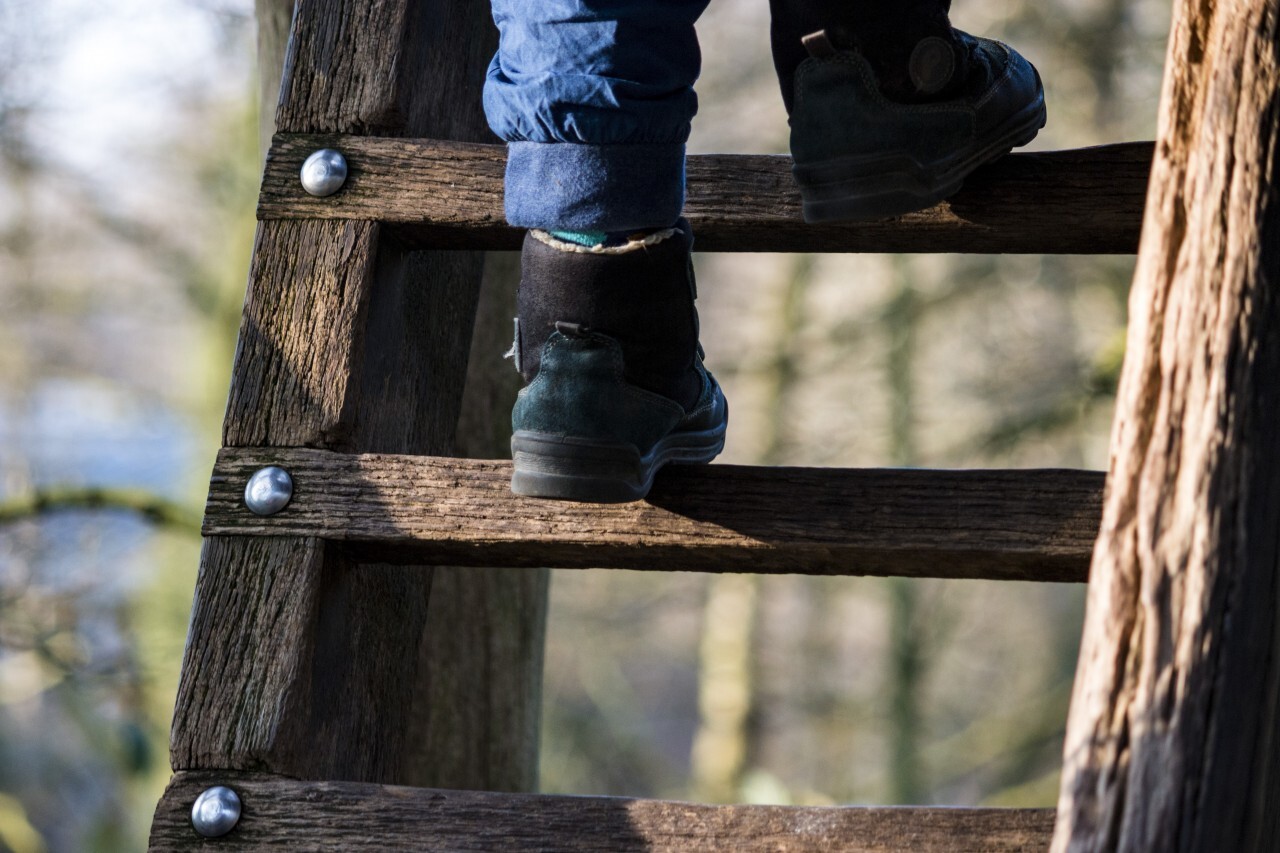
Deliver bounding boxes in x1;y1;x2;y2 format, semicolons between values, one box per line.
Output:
503;141;686;232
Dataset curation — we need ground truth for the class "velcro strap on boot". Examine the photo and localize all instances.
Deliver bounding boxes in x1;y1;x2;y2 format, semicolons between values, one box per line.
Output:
801;30;838;59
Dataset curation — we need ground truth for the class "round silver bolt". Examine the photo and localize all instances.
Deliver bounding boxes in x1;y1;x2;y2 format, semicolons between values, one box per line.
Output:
300;148;348;197
191;785;241;838
244;466;294;516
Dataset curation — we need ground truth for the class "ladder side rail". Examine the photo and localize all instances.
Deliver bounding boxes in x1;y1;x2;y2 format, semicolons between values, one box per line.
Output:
167;0;515;790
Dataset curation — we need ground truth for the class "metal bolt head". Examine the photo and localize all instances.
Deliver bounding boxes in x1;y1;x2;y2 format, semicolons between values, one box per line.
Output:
191;785;241;838
300;148;348;197
244;466;294;516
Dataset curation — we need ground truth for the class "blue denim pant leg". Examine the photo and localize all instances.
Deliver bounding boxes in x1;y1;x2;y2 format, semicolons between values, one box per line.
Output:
484;0;712;232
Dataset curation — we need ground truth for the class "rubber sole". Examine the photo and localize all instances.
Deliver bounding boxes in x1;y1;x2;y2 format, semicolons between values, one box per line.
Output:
796;99;1047;223
510;420;727;504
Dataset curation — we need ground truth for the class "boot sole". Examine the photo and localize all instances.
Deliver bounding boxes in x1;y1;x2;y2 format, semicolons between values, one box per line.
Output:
795;97;1047;223
511;421;727;504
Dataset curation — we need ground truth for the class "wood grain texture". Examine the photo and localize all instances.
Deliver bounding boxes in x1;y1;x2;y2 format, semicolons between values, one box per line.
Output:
275;0;497;139
407;563;549;791
170;536;431;781
203;448;1102;582
348;241;485;454
149;771;1056;852
258;134;1153;254
220;214;484;455
1053;0;1280;850
166;0;517;796
406;253;550;794
320;0;554;793
275;0;553;796
223;218;379;449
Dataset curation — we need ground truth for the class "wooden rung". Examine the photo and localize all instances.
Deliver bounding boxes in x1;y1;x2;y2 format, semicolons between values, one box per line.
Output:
259;133;1151;254
206;448;1101;582
150;771;1055;852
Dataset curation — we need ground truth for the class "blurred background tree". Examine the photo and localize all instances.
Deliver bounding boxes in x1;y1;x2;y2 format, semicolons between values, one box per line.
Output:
0;1;254;849
0;0;1169;849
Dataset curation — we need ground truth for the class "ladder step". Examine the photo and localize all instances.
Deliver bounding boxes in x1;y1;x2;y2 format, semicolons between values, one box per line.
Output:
151;771;1055;852
260;134;1152;254
207;448;1101;581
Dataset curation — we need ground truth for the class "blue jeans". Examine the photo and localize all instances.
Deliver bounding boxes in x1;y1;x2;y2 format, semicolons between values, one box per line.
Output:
484;0;953;231
484;0;711;232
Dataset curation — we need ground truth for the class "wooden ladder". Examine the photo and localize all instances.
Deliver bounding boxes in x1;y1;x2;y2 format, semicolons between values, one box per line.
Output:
146;0;1190;849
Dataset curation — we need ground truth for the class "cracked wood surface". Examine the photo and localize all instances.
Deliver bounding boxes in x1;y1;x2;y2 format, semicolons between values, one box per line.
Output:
165;0;526;798
1053;0;1280;850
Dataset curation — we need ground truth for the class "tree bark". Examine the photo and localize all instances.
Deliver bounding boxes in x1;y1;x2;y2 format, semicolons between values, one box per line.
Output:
1053;1;1280;849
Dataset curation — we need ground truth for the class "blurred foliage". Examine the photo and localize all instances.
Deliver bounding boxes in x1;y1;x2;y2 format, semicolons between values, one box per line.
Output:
0;1;257;849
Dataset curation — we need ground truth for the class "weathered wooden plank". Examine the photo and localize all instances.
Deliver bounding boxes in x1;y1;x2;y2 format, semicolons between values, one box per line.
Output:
274;0;555;795
203;448;1102;582
405;253;548;794
149;771;1056;852
165;0;524;803
170;536;431;780
259;134;1153;254
219;219;483;452
199;215;486;786
1054;0;1280;850
223;219;378;448
274;0;499;139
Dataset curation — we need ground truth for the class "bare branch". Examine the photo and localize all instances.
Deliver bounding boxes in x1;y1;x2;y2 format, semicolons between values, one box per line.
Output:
0;487;202;535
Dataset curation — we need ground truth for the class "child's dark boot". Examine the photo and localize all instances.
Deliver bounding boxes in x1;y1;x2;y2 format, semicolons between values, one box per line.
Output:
509;221;727;503
788;27;1046;222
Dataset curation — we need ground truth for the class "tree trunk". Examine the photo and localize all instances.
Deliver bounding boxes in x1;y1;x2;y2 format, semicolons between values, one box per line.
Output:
1053;1;1280;849
885;258;926;804
254;0;294;161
